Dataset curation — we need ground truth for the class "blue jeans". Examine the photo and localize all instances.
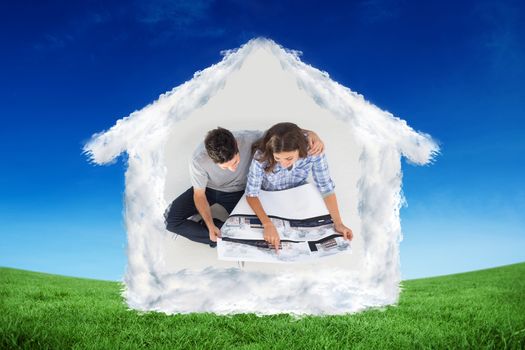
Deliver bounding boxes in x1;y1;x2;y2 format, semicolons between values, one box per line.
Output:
164;187;244;246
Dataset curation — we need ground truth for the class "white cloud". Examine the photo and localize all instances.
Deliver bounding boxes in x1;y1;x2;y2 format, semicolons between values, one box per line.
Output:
473;1;525;75
84;38;438;315
133;0;225;42
358;0;404;23
136;0;214;25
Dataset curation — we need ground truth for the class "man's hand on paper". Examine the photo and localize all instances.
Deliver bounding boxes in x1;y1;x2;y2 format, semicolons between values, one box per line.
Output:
263;222;281;253
208;225;221;242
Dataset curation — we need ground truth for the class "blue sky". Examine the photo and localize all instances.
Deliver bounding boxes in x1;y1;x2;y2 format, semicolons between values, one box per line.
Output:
1;0;524;281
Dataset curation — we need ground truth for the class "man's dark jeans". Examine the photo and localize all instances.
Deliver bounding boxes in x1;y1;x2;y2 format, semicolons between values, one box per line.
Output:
164;187;244;246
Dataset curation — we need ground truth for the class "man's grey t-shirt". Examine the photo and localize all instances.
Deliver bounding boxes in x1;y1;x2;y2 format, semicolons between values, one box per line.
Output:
190;130;263;192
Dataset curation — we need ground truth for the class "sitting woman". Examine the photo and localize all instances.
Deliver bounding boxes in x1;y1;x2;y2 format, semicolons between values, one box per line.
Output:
245;122;353;250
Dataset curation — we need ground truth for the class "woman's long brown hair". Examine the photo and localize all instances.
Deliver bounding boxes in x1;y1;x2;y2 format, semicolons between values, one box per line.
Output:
251;122;308;173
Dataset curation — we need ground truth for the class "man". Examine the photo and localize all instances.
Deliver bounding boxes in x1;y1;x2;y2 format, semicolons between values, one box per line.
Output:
164;127;324;247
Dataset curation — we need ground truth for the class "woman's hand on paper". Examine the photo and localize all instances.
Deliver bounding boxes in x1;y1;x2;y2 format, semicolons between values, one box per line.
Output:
263;222;281;253
334;222;353;240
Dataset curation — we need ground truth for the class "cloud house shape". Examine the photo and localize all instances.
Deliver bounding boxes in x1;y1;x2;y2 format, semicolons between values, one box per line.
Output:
84;38;438;315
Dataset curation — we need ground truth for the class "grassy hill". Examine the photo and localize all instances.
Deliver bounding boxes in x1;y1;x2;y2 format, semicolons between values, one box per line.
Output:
1;263;524;349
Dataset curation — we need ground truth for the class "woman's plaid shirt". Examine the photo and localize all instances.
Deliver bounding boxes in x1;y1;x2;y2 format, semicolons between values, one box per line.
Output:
245;151;335;198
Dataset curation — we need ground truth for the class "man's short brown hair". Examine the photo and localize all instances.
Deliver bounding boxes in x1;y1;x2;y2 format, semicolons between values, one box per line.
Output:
204;127;238;164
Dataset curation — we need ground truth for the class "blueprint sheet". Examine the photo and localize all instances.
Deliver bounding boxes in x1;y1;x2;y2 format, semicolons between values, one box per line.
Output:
217;183;351;263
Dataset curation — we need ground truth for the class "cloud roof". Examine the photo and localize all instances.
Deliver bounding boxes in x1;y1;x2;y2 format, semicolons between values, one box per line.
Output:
84;38;439;165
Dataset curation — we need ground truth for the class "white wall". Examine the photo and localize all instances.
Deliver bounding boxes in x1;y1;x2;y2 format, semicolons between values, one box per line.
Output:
162;45;364;273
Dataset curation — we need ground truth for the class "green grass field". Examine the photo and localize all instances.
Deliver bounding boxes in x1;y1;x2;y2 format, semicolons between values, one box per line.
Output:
1;263;524;349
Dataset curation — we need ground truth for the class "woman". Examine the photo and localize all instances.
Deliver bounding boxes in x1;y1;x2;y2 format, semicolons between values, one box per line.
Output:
245;122;353;251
